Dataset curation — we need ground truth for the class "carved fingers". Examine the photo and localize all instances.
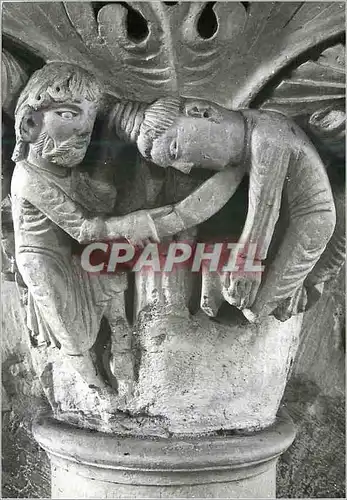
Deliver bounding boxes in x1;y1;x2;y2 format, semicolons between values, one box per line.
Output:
245;280;325;324
199;268;263;318
148;205;174;219
222;272;262;310
107;210;160;247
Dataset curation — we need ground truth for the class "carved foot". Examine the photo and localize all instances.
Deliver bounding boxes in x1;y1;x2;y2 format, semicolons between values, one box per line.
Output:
109;350;135;398
273;287;308;322
244;282;323;324
67;351;108;390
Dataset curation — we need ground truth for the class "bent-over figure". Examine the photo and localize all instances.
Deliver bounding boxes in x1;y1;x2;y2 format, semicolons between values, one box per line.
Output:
111;97;337;321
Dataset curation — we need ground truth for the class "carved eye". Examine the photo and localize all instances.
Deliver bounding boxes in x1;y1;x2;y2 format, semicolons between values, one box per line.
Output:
56;110;77;119
169;138;178;160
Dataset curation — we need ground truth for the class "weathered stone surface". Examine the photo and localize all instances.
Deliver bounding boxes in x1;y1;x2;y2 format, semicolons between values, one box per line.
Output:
2;271;344;498
33;409;295;499
1;2;345;498
26;292;301;436
6;62;340;434
129;307;301;434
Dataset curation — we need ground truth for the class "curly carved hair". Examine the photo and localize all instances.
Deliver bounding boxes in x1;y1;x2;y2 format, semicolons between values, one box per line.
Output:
12;62;104;162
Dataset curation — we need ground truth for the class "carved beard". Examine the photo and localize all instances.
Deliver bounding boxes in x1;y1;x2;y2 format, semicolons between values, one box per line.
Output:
32;131;89;167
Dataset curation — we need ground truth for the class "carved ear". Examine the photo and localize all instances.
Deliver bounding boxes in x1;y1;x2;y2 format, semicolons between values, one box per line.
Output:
19;110;42;142
184;100;222;122
185;101;212;119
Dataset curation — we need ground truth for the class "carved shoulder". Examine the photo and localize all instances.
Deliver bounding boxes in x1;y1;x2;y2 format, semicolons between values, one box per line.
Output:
245;110;327;174
247;110;305;145
10;162;35;200
11;162;70;218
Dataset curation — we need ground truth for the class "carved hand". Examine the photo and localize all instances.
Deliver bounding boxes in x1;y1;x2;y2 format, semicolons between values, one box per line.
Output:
106;210;160;247
222;271;262;310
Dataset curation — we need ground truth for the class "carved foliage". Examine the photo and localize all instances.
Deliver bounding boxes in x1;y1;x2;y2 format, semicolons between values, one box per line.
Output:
2;2;345;107
2;50;28;115
261;43;346;117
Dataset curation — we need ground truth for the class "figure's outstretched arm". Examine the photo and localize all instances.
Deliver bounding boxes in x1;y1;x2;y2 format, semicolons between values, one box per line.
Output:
12;164;159;246
152;165;246;239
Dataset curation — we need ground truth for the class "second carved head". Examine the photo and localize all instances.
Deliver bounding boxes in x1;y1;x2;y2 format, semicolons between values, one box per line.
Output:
113;97;244;174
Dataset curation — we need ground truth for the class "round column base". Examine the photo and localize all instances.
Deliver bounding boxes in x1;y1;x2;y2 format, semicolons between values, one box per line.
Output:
33;410;295;499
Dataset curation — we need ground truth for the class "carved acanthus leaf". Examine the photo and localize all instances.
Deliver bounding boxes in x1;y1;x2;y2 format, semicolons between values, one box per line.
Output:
261;43;346;160
261;43;345;118
2;50;28;115
2;2;345;107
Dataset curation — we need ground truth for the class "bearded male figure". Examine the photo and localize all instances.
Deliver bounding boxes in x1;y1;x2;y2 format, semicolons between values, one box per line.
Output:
11;63;160;392
112;97;338;321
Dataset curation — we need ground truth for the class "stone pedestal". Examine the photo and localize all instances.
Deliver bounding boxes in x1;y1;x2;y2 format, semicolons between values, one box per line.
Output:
33;410;295;499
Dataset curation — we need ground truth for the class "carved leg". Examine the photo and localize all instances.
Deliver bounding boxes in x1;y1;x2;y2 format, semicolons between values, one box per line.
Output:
134;233;192;321
105;293;134;396
16;252;104;386
200;269;224;317
305;177;345;287
1;195;16;278
251;160;336;320
67;352;108;390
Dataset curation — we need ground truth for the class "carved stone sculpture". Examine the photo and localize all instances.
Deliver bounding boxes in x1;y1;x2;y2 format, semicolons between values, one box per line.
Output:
2;2;345;498
111;97;337;322
11;62;167;397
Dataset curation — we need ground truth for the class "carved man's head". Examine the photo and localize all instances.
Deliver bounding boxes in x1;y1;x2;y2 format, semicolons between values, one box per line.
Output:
114;97;244;174
12;62;104;167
